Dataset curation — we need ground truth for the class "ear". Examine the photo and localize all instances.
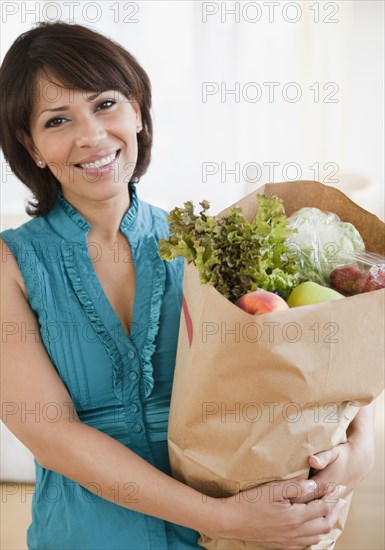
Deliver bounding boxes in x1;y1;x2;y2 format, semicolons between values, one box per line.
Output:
16;129;40;162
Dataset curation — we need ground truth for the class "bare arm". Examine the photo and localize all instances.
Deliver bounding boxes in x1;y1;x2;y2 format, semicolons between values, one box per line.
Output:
347;401;376;452
0;238;219;534
1;238;343;548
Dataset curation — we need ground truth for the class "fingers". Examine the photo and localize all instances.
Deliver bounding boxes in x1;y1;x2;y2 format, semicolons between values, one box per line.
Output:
277;497;346;549
291;485;345;522
309;446;341;470
272;479;318;501
268;476;345;506
269;477;338;503
290;481;345;504
299;498;347;538
312;478;345;501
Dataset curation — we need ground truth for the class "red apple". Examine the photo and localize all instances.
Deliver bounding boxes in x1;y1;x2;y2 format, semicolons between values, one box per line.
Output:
235;290;289;315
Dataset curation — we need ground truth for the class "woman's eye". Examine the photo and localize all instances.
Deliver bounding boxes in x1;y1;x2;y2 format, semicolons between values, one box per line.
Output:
45;117;66;128
97;99;117;110
44;99;117;128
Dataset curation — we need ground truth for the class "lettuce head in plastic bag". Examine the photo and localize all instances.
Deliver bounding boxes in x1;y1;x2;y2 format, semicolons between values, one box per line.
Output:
286;207;365;285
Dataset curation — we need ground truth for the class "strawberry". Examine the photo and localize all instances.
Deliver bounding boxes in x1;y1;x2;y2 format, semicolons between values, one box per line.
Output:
330;265;361;295
353;266;385;293
352;272;371;294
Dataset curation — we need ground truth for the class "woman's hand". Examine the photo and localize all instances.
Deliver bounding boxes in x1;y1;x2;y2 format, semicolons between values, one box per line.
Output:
208;478;346;550
307;436;374;500
294;402;376;503
203;404;376;547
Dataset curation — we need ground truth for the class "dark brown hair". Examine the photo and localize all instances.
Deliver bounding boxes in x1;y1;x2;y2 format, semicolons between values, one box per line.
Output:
0;21;153;216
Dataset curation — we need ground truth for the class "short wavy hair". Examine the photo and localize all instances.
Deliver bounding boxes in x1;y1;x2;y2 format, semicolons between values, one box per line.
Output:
0;21;153;216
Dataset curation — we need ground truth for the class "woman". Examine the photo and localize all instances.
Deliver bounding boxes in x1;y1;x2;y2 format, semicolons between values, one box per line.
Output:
0;21;376;550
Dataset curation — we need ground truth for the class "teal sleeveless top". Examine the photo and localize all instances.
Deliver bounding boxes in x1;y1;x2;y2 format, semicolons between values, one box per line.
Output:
1;182;200;549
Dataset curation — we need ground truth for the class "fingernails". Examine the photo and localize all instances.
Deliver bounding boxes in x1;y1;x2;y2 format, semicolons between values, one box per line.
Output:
312;456;322;466
307;480;317;490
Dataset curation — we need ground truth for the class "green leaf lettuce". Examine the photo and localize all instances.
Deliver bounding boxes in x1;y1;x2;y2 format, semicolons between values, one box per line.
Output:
159;194;302;302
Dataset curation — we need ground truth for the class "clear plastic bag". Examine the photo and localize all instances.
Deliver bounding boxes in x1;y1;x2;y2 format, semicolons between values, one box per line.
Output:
286;207;366;286
329;251;385;295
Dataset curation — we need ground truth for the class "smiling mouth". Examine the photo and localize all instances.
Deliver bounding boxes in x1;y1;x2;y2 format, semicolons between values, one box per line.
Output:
75;149;120;169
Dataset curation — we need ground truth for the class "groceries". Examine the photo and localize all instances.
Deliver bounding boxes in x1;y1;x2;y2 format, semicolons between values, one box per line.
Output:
159;193;385;312
286;281;344;307
330;252;385;295
164;180;385;550
235;289;289;314
286;207;365;286
159;194;301;302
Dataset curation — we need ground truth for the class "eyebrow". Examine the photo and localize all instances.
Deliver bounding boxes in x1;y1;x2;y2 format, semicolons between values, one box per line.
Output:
37;92;102;118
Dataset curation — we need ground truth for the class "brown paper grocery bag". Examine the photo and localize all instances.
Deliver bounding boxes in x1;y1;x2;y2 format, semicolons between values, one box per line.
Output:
168;181;385;550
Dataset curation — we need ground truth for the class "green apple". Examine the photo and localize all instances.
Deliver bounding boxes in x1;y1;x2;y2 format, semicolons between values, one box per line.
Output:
287;281;344;308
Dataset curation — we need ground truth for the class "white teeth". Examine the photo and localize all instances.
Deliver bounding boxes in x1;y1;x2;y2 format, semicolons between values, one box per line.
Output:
79;152;117;169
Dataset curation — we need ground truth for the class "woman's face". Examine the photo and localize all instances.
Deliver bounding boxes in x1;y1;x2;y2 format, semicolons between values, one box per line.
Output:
21;72;142;207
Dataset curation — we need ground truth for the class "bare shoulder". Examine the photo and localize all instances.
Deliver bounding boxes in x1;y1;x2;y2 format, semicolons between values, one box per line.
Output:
0;236;80;466
0;236;28;299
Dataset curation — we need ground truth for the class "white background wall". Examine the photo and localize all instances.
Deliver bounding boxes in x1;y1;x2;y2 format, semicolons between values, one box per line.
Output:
1;1;384;481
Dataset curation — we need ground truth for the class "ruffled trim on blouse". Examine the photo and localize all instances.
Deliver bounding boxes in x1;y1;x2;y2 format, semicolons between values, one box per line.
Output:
140;239;167;400
120;182;139;232
61;241;125;403
58;181;165;402
55;193;90;232
55;181;138;234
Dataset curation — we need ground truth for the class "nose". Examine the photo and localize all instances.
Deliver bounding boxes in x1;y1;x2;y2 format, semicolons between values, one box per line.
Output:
74;115;107;148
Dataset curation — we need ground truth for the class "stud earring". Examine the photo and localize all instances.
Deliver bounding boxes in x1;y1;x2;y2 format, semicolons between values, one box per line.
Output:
36;160;44;168
136;125;142;133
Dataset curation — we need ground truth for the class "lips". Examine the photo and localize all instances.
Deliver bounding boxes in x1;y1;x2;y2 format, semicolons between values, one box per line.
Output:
74;149;120;170
74;149;120;167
